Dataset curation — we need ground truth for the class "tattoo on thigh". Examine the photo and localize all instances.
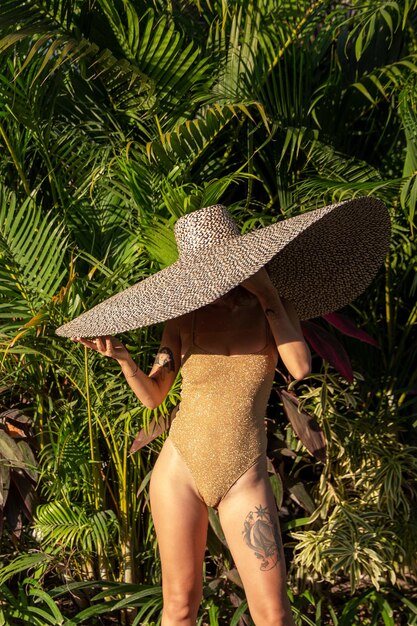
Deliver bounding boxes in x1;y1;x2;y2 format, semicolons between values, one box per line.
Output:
242;504;282;571
154;347;175;373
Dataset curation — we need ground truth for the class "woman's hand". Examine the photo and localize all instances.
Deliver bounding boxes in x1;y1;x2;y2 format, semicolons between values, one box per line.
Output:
71;331;180;410
240;267;276;299
71;335;129;363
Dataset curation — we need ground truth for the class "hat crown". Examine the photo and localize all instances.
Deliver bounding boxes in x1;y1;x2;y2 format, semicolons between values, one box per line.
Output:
175;205;240;257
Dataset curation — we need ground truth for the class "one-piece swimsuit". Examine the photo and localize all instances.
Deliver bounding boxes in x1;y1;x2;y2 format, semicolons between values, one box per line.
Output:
168;310;278;508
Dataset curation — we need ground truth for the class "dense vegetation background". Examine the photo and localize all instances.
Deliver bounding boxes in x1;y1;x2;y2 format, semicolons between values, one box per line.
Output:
0;1;417;624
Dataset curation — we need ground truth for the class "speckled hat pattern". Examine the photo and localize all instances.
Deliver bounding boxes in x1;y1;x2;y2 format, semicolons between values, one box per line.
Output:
55;197;391;338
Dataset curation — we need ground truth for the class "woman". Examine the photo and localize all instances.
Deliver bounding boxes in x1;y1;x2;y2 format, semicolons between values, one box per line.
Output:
72;266;311;626
64;198;389;625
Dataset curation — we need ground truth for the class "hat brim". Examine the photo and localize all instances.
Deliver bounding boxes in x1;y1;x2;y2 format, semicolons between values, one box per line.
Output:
55;196;390;337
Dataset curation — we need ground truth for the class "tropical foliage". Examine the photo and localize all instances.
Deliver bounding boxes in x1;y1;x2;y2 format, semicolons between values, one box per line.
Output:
0;0;417;623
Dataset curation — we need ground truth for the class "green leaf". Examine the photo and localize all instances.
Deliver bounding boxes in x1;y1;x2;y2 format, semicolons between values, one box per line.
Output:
0;553;52;585
139;221;178;268
230;600;249;626
268;471;284;510
352;81;377;105
27;586;65;624
281;516;311;531
112;586;163;610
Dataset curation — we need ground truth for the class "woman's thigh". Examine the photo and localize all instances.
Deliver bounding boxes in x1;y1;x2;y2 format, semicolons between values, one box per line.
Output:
217;461;295;625
149;438;208;604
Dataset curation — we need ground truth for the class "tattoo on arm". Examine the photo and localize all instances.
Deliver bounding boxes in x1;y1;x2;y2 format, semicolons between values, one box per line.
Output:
242;504;282;570
154;347;175;373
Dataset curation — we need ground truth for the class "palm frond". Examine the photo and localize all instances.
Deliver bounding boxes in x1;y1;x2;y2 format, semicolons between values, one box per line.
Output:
139;220;178;268
0;186;68;329
343;1;410;62
398;79;417;229
0;552;52;585
291;138;398;207
351;57;417;105
146;101;269;168
209;5;261;101
35;501;119;554
97;2;214;116
0;0;79;31
0;1;154;119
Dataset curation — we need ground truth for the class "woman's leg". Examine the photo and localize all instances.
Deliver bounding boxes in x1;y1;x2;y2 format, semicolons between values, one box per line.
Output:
149;438;208;626
217;460;296;626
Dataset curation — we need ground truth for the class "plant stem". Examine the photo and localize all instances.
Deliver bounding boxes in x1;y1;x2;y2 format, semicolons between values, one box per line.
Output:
0;122;31;195
84;346;101;511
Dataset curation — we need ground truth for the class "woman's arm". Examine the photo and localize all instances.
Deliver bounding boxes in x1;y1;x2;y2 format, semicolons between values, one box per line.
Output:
71;317;181;409
241;269;311;381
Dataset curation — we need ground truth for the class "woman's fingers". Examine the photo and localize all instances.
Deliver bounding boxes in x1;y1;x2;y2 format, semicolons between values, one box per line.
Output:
95;336;105;352
71;336;106;353
105;336;117;356
71;336;98;350
71;335;125;359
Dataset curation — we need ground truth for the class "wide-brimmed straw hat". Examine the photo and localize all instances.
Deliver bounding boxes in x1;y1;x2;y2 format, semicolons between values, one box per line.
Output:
55;197;391;338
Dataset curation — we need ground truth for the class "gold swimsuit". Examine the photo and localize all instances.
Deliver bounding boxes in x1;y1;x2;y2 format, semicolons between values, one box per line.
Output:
168;310;278;508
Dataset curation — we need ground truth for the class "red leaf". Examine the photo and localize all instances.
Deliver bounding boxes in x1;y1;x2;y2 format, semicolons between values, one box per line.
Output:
4;423;26;439
301;320;354;383
323;312;379;348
